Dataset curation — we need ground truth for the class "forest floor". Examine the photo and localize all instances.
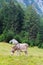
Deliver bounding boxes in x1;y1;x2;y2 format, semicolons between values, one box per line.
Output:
0;42;43;65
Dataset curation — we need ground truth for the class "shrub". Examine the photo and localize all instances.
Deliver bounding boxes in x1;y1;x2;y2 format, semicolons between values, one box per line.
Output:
14;34;22;43
0;34;5;42
38;43;43;48
0;30;14;42
29;39;35;47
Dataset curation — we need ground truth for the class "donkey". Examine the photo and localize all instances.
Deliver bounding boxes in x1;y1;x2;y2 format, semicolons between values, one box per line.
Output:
11;43;28;55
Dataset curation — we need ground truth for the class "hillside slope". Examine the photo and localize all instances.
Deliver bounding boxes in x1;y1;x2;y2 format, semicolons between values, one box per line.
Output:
0;42;43;65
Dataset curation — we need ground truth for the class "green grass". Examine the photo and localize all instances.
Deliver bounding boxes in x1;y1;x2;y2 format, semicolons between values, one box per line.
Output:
0;42;43;65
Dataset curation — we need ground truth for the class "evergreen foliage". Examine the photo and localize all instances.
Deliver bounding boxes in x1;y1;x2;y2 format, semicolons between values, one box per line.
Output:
0;0;43;48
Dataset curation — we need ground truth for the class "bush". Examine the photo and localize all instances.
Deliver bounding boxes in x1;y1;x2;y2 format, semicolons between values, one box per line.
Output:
0;34;5;42
41;43;43;48
0;30;14;42
14;34;22;43
38;43;43;48
19;31;29;44
29;39;35;47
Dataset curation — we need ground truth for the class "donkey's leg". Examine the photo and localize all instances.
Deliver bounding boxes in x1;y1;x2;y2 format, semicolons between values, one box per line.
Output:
16;50;21;56
24;50;28;56
11;50;15;56
11;52;14;55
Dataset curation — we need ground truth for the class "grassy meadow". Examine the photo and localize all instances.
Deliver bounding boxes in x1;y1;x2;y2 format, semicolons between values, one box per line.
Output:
0;42;43;65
